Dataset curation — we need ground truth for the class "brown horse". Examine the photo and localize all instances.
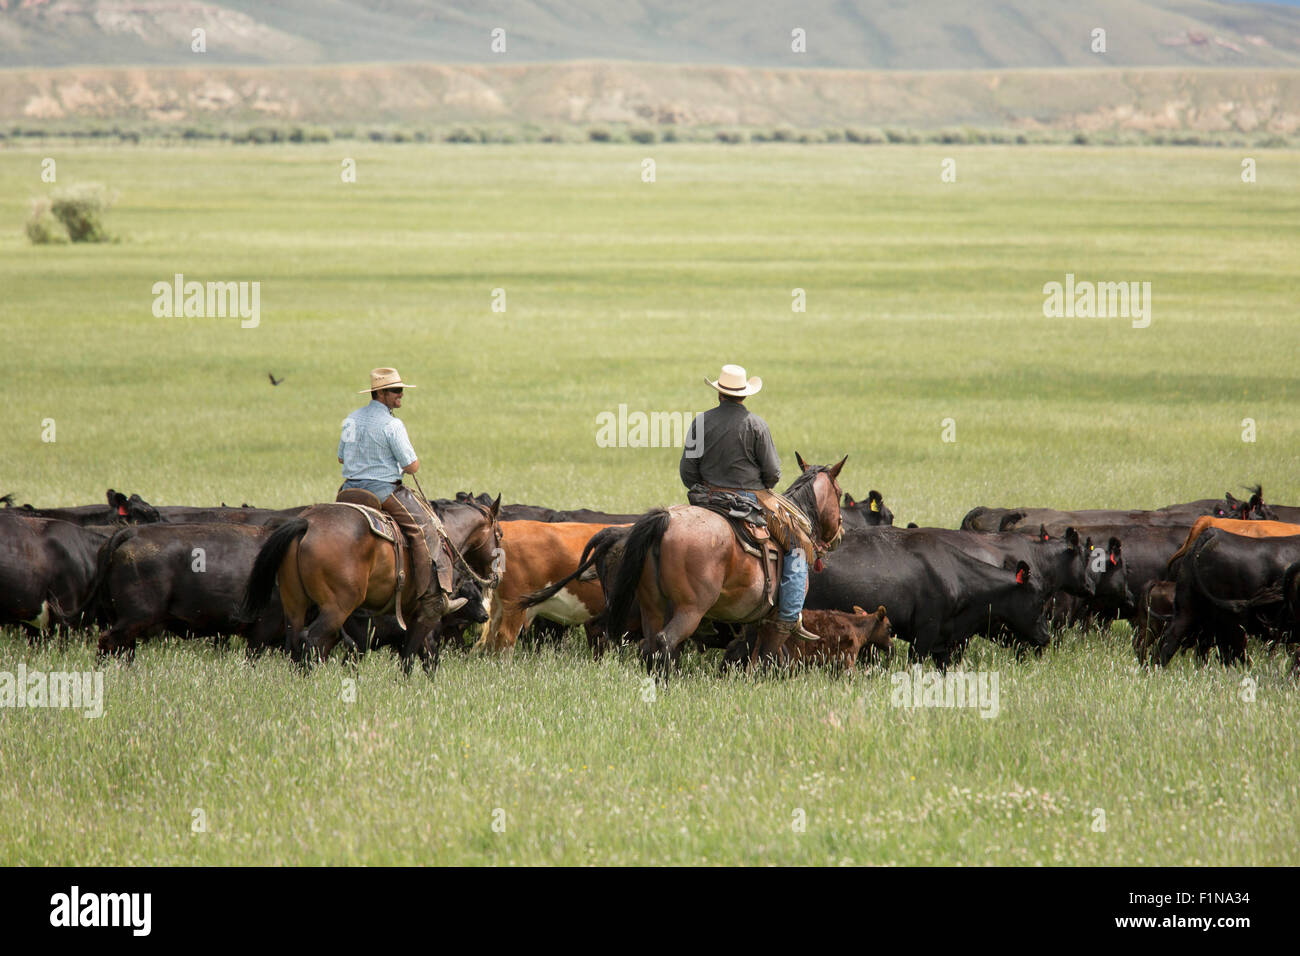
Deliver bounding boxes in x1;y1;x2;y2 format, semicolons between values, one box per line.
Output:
605;456;847;673
240;494;502;669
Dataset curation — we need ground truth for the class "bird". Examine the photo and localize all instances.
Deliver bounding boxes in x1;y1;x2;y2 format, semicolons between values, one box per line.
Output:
268;372;284;386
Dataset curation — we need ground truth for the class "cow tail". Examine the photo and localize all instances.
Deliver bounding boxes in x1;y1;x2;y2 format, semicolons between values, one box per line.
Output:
68;525;137;626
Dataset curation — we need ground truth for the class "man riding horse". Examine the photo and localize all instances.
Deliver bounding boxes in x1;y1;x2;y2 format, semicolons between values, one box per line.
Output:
336;367;467;618
680;363;828;643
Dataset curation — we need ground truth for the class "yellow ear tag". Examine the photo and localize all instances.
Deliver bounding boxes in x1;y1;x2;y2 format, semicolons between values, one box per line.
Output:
870;499;879;512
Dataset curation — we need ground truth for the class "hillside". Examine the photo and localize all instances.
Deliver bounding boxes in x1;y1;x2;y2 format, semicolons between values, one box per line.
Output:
4;61;1298;136
3;0;1300;70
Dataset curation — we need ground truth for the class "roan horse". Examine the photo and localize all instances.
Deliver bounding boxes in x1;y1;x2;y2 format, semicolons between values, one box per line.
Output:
606;456;847;673
240;494;501;669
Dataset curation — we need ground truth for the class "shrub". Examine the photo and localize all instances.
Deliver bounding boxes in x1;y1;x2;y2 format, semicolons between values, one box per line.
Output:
588;127;611;142
24;197;65;245
628;127;656;144
50;183;116;242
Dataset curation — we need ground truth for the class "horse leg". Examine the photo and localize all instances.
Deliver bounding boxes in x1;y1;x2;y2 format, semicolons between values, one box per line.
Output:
278;537;312;663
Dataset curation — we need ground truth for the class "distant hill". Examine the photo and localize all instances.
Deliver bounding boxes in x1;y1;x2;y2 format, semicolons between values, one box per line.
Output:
4;61;1298;137
4;0;1300;70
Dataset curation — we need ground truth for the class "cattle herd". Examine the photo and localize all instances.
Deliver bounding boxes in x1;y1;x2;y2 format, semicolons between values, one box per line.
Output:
4;483;1300;677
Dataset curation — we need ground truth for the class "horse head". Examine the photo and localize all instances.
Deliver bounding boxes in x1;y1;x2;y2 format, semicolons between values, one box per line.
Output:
790;453;848;563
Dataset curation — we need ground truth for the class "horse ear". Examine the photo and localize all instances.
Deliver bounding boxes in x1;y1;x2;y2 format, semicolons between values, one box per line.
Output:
490;494;502;518
852;605;866;615
795;451;808;472
828;455;847;480
875;605;886;619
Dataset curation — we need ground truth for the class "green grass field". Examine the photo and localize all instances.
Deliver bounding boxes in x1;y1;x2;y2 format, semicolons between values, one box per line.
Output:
1;143;1298;864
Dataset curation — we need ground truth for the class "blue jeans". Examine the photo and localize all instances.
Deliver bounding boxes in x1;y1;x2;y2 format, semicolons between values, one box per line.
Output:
778;548;808;621
728;491;807;621
339;478;401;503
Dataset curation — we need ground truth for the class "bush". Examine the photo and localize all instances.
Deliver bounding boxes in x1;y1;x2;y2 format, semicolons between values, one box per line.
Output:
628;127;656;144
25;197;65;245
588;127;611;142
27;183;116;244
715;130;745;144
52;183;116;242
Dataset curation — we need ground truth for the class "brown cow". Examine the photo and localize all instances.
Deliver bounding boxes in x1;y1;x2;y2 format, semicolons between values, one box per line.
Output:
1165;517;1300;574
749;605;892;671
1133;580;1175;665
476;520;629;653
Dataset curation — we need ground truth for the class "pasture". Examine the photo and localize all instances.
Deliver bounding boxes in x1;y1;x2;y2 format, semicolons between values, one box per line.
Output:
1;143;1299;864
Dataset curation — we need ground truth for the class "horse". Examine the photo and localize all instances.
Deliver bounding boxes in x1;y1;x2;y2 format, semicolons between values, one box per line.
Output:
240;493;502;670
605;455;847;674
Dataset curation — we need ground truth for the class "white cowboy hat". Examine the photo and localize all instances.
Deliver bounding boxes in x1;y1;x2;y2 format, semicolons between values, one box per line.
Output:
358;367;417;393
706;364;762;397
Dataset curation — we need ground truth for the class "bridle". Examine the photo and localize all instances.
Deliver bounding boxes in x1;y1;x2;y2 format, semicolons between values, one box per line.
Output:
413;475;503;590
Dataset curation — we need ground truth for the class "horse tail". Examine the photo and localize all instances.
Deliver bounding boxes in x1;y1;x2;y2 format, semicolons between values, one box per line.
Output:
239;517;308;622
605;510;671;640
517;527;618;611
68;524;136;626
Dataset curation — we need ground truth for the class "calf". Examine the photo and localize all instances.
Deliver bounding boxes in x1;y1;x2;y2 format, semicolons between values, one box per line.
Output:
1133;580;1175;665
749;605;892;671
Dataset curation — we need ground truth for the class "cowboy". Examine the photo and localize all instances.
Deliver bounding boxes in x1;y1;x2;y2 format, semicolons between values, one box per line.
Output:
679;364;818;641
337;368;466;618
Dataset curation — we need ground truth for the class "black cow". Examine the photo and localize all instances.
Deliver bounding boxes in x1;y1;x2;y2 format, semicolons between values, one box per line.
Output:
840;490;894;531
1020;523;1181;621
93;523;287;659
900;526;1093;601
805;527;1051;667
959;495;1244;534
154;505;307;526
2;489;160;526
0;514;110;635
1155;530;1300;667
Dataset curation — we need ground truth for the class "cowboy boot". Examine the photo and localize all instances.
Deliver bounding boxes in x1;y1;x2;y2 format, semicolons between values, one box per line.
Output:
382;491;468;620
421;539;468;620
772;614;821;642
385;489;467;620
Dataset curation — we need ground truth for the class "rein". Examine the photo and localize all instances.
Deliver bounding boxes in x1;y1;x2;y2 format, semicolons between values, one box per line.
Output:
411;474;502;589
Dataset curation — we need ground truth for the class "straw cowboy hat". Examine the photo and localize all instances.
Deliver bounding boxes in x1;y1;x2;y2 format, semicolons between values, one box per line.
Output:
706;364;762;397
358;367;417;393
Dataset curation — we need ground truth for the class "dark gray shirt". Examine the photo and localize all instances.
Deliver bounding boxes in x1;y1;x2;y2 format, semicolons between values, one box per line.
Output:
679;399;781;491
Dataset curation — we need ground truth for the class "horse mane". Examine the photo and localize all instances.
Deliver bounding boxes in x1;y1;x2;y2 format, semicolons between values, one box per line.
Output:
782;466;830;525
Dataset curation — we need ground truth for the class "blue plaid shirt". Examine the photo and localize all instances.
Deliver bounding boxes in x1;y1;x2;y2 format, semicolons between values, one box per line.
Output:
338;400;418;483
